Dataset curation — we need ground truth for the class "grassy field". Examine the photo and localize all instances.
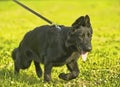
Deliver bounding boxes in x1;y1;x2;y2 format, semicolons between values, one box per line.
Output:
0;0;120;87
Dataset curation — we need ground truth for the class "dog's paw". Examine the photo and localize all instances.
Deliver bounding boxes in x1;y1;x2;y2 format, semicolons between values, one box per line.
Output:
37;72;42;78
14;68;20;74
59;73;69;81
44;74;52;83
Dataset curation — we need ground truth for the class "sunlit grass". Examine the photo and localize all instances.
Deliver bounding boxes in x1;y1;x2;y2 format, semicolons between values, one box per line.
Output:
0;0;120;87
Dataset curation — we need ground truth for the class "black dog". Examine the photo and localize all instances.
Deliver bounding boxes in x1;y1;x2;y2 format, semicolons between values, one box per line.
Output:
12;15;93;82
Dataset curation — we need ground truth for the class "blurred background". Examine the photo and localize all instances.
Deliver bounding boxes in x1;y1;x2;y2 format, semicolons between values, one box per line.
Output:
0;0;120;87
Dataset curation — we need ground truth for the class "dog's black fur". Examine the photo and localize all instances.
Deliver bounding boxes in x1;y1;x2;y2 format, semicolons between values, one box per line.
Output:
12;15;93;82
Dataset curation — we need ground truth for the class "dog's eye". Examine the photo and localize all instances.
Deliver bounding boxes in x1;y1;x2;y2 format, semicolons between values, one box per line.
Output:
80;34;85;37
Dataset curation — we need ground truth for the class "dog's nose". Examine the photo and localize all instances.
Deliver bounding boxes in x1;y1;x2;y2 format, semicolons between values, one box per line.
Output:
84;46;92;52
87;46;92;52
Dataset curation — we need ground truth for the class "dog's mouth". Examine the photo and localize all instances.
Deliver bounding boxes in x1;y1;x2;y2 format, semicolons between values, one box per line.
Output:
81;51;88;62
77;46;89;62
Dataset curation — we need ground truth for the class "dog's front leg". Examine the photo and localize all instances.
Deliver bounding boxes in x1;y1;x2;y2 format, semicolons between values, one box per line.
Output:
44;62;52;83
59;61;79;80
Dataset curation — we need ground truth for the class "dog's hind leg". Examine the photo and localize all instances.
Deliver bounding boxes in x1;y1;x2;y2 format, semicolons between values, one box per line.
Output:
59;61;79;81
34;61;42;78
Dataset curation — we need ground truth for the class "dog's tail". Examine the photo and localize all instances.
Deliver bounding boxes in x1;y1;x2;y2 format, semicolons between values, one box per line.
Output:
12;48;18;60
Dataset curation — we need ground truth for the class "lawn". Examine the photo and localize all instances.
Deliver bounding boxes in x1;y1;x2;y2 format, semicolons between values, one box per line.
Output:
0;0;120;87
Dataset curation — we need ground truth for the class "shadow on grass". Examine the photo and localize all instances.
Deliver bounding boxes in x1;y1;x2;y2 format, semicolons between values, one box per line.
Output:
0;67;97;87
0;68;42;85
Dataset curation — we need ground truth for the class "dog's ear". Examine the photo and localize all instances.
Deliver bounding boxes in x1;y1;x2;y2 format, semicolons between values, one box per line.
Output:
72;16;85;29
72;15;91;29
85;15;91;27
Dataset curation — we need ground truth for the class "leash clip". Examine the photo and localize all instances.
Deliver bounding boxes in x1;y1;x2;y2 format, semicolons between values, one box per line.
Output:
55;25;61;30
52;23;61;30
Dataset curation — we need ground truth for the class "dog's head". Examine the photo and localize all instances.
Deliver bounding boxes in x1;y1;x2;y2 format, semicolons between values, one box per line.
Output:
66;15;93;61
12;48;32;73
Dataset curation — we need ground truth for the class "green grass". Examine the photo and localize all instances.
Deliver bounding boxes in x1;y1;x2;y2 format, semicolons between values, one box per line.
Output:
0;0;120;87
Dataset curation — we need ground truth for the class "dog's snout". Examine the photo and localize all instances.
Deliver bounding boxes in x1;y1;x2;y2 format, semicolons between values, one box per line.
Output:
86;46;92;52
83;46;92;52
